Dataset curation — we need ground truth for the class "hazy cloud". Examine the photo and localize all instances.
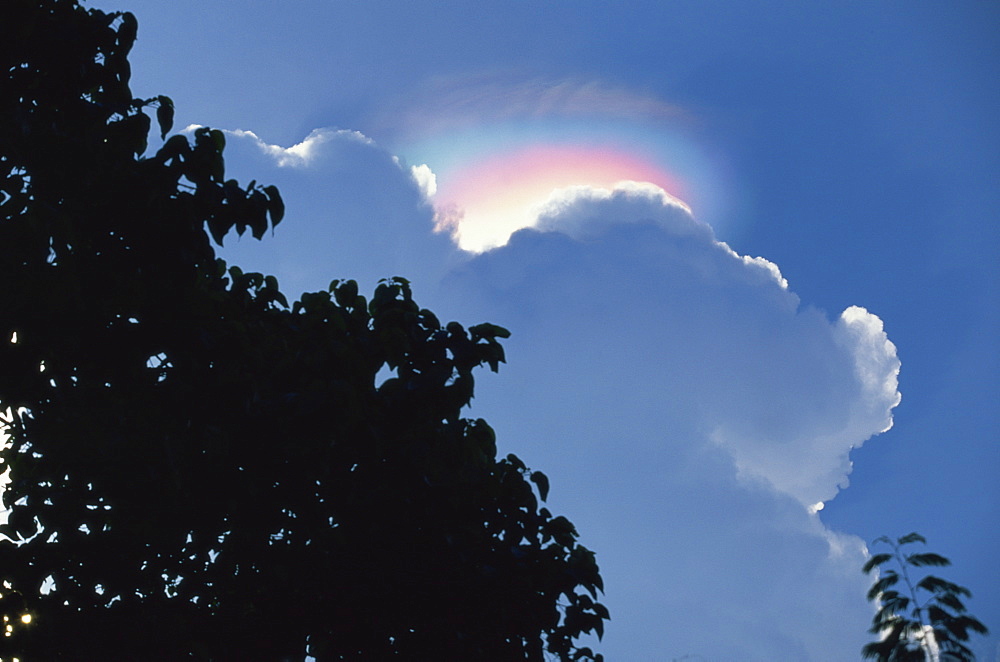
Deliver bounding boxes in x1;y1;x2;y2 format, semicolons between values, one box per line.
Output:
374;74;690;141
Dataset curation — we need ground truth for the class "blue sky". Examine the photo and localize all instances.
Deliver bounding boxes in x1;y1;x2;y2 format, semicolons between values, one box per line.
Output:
113;1;998;659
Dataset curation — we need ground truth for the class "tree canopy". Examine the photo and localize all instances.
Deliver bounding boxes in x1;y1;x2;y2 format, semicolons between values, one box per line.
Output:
0;1;607;659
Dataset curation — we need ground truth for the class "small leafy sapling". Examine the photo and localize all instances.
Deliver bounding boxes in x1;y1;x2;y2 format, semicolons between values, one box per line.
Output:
862;532;988;661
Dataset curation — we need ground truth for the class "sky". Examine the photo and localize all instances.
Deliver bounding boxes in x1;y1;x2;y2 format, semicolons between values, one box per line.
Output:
109;1;997;659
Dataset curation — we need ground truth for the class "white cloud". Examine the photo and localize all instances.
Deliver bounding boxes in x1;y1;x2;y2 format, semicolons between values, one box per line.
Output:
534;181;698;240
731;250;789;289
207;129;903;660
837;305;902;432
409;163;437;198
441;185;901;660
438;181;700;254
223;127;374;168
208;128;460;295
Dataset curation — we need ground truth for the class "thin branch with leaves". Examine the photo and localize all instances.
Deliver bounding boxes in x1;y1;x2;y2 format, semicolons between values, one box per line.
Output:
862;532;988;662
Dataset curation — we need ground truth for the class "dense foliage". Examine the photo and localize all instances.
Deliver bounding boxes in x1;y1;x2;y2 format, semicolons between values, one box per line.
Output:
0;1;607;659
863;533;988;662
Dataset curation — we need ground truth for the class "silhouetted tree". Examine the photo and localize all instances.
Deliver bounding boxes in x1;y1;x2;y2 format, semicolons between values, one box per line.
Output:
0;1;607;659
863;533;988;662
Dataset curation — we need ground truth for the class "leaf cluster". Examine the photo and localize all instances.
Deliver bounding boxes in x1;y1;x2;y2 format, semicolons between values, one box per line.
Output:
862;533;988;662
0;1;608;659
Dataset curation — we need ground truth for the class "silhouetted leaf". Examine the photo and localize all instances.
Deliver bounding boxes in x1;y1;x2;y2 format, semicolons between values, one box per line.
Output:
154;95;173;139
897;532;927;545
864;533;988;662
530;471;550;502
469;322;511;341
916;575;969;597
862;553;893;574
906;552;950;568
867;572;900;601
263;185;283;226
937;593;967;613
116;12;138;51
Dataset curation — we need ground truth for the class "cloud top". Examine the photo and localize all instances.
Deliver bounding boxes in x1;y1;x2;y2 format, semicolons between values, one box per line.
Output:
208;127;458;295
223;127;374;168
443;185;901;659
534;181;699;241
204;122;902;659
429;143;689;252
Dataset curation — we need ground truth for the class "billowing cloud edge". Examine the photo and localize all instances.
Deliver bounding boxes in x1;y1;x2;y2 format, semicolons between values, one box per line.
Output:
533;181;789;290
188;124;437;220
199;126;901;519
202;126;374;168
836;305;902;435
186;125;441;213
514;183;900;510
448;183;896;658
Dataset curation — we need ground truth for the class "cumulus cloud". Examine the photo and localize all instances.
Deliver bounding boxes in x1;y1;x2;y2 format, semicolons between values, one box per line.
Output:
224;127;374;168
706;304;899;507
440;185;901;660
207;128;458;295
408;163;437;198
837;306;902;429
207;127;902;660
533;181;699;240
436;180;700;255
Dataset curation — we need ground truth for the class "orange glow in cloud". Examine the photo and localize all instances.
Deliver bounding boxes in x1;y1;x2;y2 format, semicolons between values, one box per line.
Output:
433;144;689;252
